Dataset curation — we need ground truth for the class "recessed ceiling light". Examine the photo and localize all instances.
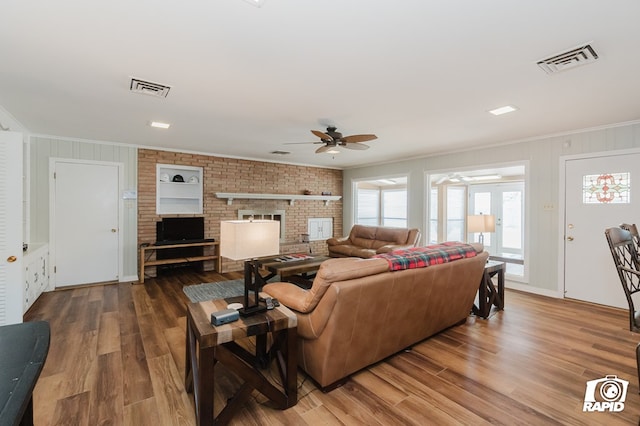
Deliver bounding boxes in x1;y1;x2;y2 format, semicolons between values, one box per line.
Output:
489;105;518;116
150;121;170;129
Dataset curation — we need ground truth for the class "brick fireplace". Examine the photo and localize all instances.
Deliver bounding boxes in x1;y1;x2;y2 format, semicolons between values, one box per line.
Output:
138;149;343;274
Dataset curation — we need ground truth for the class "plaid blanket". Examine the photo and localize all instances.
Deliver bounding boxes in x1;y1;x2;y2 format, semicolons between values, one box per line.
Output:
373;242;477;271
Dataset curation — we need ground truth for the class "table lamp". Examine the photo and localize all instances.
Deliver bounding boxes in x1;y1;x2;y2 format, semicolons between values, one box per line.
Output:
467;214;496;245
220;219;280;316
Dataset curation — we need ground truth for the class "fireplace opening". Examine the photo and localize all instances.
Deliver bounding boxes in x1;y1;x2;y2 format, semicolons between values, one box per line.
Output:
238;209;285;241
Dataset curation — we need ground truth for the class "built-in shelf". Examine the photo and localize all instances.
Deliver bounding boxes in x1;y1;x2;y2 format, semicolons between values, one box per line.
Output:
157;164;203;214
215;192;341;206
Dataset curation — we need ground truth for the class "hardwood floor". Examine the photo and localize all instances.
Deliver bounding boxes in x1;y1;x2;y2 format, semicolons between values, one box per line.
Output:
24;269;640;425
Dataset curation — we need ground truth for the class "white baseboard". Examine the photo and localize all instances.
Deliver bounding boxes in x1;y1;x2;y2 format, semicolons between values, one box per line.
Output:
505;280;563;298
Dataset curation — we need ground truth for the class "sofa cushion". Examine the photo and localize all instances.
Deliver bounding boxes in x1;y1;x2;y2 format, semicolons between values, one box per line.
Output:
327;244;355;257
350;236;377;249
373;242;477;271
329;244;377;258
350;224;378;240
351;248;378;258
375;227;410;244
319;257;389;282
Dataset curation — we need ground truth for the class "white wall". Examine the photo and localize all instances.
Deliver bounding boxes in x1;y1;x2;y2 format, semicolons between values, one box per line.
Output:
0;104;27;133
343;121;640;293
29;136;139;280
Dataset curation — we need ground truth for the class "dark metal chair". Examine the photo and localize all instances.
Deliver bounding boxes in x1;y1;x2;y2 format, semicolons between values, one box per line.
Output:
604;226;640;332
620;223;640;259
606;225;640;392
637;343;640;393
618;224;640;392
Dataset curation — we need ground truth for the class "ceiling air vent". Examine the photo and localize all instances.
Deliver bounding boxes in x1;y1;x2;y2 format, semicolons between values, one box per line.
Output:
130;78;171;98
537;44;598;75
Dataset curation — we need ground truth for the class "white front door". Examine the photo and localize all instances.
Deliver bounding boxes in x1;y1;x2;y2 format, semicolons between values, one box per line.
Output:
52;160;120;287
0;132;24;325
563;152;640;308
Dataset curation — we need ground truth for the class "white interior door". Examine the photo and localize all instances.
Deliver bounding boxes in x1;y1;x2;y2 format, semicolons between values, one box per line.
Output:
564;152;640;308
53;160;120;287
0;132;24;325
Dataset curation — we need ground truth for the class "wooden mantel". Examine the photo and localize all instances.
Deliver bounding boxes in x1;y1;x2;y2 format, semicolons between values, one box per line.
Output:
215;192;341;206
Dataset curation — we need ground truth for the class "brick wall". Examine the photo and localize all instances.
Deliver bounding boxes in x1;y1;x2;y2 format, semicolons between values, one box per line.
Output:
138;149;343;273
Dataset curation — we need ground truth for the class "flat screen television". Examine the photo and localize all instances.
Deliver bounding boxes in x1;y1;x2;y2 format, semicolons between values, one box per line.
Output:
156;217;204;244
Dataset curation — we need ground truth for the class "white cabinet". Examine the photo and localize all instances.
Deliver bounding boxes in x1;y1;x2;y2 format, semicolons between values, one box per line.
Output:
23;243;49;312
308;218;333;241
156;164;203;215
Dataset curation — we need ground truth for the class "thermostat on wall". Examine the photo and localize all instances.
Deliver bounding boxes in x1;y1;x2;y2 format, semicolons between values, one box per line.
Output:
122;190;137;200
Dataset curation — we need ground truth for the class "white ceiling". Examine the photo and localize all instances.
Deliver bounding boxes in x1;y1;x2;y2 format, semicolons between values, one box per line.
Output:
2;1;640;169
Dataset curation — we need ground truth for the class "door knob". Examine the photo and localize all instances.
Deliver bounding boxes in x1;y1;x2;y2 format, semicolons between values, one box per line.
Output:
567;236;574;241
7;255;17;263
111;228;117;233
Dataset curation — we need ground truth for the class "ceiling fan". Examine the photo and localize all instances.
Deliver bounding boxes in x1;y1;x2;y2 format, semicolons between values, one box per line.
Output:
287;126;377;153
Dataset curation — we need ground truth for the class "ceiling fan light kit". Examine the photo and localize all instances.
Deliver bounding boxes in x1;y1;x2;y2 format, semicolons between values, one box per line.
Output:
443;173;503;183
242;0;265;7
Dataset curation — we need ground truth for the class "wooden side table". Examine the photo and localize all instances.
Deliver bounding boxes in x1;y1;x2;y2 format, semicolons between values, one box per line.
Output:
473;260;505;319
185;296;298;426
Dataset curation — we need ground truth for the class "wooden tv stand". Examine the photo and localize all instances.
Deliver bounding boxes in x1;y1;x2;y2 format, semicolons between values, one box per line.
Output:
139;241;220;283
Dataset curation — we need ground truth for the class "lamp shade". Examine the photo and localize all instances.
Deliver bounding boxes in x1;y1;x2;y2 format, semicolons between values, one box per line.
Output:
467;214;496;233
220;220;280;260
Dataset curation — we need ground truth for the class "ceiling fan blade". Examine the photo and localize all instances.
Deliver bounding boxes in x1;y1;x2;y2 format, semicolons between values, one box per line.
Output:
342;134;377;143
342;142;369;150
283;141;322;145
315;145;332;153
311;130;332;140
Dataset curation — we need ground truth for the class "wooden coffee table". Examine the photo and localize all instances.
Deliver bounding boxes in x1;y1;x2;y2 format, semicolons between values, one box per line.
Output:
258;255;330;288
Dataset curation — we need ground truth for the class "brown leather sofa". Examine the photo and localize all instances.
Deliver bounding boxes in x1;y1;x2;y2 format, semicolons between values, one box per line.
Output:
327;225;421;258
263;245;488;390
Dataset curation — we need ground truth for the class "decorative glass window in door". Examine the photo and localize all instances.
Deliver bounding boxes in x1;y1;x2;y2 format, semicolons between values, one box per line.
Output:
583;172;630;204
